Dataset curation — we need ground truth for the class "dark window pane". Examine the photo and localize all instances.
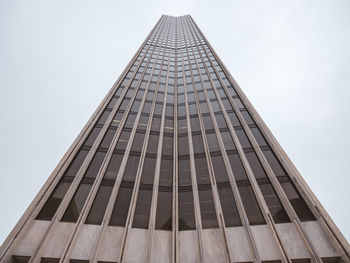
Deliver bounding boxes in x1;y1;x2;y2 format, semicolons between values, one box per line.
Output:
250;127;268;147
64;149;89;178
227;153;248;181
97;111;111;125
235;128;251;148
162;135;173;156
109;182;134;226
211;155;228;183
131;132;146;152
178;158;191;186
133;188;153;229
84;127;102;147
218;187;242;227
147;134;159;154
215;114;227;129
228;112;240;126
198;188;218;228
141;157;156;184
192;134;205;154
36;181;71;220
190;117;201;132
178;136;189;155
221;131;235;151
258;181;290;223
105;153;123;180
86;185;113;225
61;183;92;222
100;128;116;149
125;114;137;129
263;150;287;177
246;151;267;179
155;187;172;230
203;115;214;130
241;110;254;125
206;133;220;152
238;184;265;225
179;186;196;230
116;130;131;150
151;117;161;132
85;151;107;179
160;159;173;186
123;155;140;182
195;157;210;184
280;181;315;221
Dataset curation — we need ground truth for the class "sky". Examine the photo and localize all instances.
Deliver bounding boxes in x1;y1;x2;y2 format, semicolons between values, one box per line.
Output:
0;0;349;245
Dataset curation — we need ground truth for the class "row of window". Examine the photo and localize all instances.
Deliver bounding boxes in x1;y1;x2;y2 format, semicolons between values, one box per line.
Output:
36;18;315;233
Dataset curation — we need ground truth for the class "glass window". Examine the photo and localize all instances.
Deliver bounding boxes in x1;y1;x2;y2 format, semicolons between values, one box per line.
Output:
202;115;214;130
162;135;173;156
218;187;242;227
64;149;89;177
215;114;227;129
245;151;267;179
227;153;248;181
84;127;102;147
190;116;201;132
85;151;107;179
235;128;251;148
259;182;290;223
237;184;265;225
262;150;287;177
36;180;71;221
178;135;189;156
206;133;220;152
61;182;93;222
195;157;210;184
241;110;254;125
104;153;123;180
211;155;228;183
198;188;218;228
131;132;146;152
109;182;134;226
100;128;116;149
116;130;131;150
155;187;172;230
250;127;268;147
179;186;196;230
280;180;315;221
228;112;240;126
124;114;137;129
123;155;140;182
85;184;113;225
97;110;111;125
220;131;235;151
160;158;173;186
192;134;205;154
147;134;159;154
133;188;153;228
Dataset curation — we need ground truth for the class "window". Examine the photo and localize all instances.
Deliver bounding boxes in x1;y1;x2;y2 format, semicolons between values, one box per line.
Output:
280;179;315;221
65;149;89;178
36;179;72;221
84;127;102;147
198;187;218;228
155;186;172;230
237;184;265;225
85;184;113;225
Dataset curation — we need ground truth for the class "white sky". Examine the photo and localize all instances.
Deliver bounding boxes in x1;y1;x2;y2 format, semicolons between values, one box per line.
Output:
0;0;349;244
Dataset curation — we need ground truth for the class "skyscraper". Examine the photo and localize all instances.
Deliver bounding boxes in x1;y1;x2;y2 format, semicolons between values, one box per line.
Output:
1;14;349;263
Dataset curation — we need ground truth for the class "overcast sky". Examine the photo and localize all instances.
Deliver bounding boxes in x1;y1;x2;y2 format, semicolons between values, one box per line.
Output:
0;0;349;244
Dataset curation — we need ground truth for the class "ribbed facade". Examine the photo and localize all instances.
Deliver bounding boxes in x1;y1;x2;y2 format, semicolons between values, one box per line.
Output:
1;15;349;263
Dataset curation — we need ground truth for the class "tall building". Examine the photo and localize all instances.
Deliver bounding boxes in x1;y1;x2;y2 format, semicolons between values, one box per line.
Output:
1;15;349;263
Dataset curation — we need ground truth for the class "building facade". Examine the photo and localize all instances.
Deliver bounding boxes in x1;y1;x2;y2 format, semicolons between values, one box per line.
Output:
1;15;349;263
